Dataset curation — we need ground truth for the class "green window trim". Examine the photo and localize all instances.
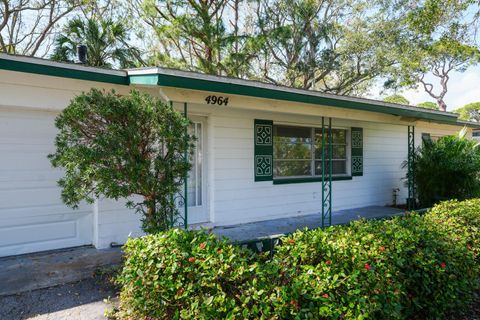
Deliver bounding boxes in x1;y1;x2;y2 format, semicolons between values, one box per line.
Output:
273;176;353;185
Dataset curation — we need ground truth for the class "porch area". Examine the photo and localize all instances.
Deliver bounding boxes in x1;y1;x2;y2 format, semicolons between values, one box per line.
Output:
212;206;405;242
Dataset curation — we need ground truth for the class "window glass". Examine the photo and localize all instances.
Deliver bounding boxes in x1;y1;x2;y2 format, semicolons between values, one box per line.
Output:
315;160;347;175
187;122;202;206
275;160;312;177
274;125;348;178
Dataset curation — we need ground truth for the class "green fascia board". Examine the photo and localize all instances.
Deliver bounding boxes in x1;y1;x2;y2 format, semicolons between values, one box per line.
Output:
0;58;128;85
131;73;458;124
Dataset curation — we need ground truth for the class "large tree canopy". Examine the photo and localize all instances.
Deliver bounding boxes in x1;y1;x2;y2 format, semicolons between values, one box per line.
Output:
381;0;480;111
3;0;480;106
137;0;259;77
254;0;395;94
0;0;84;56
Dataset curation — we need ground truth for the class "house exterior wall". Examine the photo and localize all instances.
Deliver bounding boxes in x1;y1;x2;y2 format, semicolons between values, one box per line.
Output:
181;102;465;226
0;71;139;255
0;69;470;255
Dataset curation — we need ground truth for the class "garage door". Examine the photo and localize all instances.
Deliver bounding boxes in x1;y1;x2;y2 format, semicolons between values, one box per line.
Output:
0;109;92;257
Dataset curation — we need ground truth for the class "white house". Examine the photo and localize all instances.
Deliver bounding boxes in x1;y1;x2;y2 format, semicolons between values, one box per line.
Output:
0;53;476;257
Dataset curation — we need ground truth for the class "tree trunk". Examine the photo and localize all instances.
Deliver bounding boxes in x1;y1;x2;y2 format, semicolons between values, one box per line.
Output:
436;99;447;112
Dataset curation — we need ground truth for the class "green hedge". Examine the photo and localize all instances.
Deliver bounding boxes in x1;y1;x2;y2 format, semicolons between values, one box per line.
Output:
115;200;480;319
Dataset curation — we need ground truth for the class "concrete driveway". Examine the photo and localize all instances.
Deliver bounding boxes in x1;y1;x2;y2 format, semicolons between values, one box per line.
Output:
0;273;118;320
0;246;122;320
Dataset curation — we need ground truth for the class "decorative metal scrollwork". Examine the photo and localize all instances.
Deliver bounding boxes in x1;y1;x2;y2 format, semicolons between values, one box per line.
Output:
407;126;416;210
321;117;333;228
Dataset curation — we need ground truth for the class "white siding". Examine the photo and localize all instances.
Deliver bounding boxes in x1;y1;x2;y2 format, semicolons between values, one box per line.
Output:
202;107;462;226
95;198;144;249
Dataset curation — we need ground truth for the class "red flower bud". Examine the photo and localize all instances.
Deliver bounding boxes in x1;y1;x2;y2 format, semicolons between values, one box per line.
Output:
188;257;196;263
199;242;206;249
322;293;329;298
326;260;332;265
440;262;446;269
364;263;371;271
288;239;295;244
379;246;385;252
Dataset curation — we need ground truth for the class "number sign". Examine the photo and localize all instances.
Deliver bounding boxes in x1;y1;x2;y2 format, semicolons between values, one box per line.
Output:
205;95;229;106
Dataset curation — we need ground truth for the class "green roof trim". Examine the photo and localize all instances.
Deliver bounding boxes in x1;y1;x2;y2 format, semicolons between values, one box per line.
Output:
129;72;458;124
2;54;478;127
0;55;128;85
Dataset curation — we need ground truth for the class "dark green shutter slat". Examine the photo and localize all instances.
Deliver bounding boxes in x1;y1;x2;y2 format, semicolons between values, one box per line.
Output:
351;127;363;176
254;119;273;181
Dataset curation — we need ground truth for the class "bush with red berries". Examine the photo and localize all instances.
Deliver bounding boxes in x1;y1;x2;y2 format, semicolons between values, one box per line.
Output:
115;199;480;319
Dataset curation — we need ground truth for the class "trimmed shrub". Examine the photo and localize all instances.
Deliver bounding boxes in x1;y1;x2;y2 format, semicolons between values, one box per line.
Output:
115;200;480;319
408;130;480;207
270;211;478;319
116;229;267;319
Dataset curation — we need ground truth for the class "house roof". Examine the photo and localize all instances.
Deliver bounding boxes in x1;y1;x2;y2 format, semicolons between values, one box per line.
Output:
1;53;478;127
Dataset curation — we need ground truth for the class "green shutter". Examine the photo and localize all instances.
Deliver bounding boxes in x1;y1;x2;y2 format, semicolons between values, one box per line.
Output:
254;119;273;181
351;127;363;176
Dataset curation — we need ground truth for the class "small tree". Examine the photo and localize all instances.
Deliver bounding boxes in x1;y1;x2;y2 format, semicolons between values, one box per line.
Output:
49;89;194;233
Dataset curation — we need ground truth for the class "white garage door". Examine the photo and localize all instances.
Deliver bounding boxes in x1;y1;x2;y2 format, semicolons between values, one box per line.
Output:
0;109;92;257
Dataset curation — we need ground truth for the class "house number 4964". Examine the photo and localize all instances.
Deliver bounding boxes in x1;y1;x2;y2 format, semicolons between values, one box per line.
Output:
205;95;229;106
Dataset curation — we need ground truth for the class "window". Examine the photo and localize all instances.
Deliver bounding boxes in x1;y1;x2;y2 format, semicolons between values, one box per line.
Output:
273;125;348;178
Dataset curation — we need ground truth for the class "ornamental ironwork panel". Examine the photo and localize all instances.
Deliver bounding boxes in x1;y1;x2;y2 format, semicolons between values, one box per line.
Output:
322;117;333;228
407;126;416;210
351;127;363;176
171;102;189;229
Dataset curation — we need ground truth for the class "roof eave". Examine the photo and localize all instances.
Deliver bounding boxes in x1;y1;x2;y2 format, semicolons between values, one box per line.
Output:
0;53;128;85
128;71;458;124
